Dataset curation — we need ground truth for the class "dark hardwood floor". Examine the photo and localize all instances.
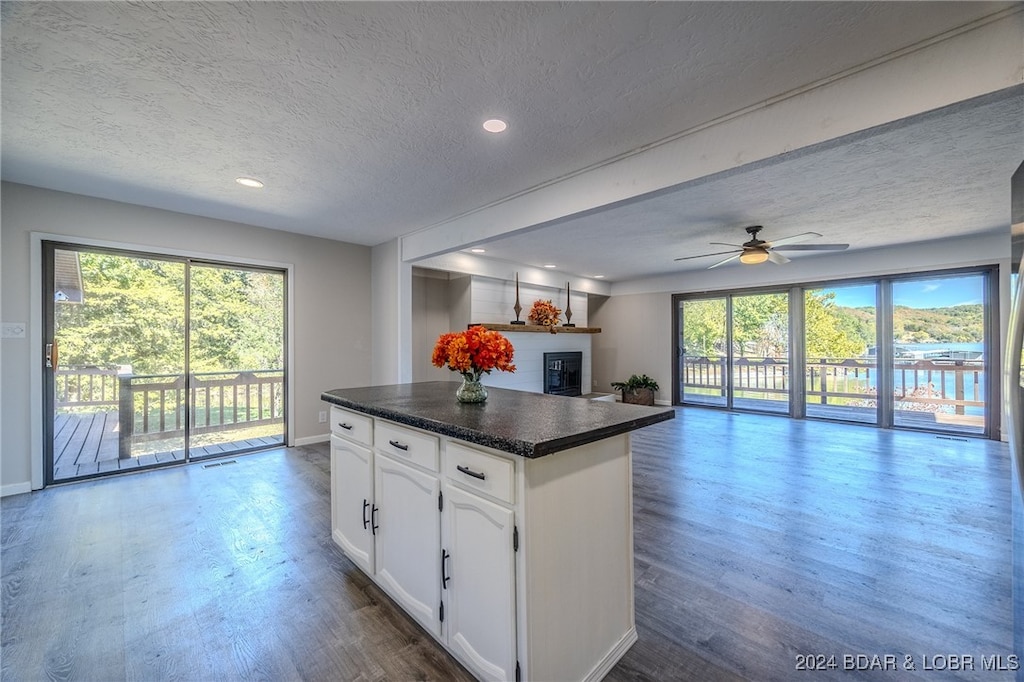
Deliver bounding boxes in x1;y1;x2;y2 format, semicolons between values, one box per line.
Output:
2;409;1014;681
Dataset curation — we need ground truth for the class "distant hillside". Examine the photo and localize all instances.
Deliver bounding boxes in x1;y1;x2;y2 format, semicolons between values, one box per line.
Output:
891;304;983;343
827;304;984;346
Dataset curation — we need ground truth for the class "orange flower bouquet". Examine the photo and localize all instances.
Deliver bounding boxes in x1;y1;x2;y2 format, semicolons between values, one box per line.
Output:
432;326;516;402
528;299;562;327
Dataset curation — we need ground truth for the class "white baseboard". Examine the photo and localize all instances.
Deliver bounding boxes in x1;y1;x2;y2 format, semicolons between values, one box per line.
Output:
583;627;638;682
1;481;32;498
294;433;330;447
654;399;672;406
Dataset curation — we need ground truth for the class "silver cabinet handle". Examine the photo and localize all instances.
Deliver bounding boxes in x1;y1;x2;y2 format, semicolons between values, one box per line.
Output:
457;465;486;481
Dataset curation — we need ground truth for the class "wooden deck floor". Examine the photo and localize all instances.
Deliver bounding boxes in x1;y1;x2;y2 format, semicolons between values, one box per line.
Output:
681;396;986;434
53;411;284;482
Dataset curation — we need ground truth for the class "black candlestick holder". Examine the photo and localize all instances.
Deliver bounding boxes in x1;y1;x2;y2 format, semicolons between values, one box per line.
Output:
510;272;525;324
563;281;575;327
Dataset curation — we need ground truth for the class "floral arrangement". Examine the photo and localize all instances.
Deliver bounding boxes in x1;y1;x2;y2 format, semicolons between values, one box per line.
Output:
432;326;516;380
528;299;562;327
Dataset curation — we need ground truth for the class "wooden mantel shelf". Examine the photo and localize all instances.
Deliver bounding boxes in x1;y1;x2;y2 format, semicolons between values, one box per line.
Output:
469;323;601;334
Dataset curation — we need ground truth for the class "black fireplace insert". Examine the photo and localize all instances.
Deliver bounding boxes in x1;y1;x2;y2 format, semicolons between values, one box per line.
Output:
544;351;582;397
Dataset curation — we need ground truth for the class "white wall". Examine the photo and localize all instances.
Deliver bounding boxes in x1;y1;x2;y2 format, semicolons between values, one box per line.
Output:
0;182;372;494
371;239;413;386
470;275;591;393
469;275;588;327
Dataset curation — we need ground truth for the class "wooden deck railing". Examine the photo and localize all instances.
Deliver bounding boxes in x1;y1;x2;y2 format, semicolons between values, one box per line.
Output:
681;356;985;414
55;368;284;458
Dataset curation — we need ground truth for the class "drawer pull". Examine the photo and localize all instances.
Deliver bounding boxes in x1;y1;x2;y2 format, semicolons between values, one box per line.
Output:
457;465;486;481
338;422;353;431
441;549;451;589
362;499;370;530
388;439;409;451
371;504;379;536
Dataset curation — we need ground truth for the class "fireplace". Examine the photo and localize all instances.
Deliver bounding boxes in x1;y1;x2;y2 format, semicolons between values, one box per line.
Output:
544;352;582;397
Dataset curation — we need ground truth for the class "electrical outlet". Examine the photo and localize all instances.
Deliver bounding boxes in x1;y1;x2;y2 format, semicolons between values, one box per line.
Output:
2;323;27;339
318;410;327;424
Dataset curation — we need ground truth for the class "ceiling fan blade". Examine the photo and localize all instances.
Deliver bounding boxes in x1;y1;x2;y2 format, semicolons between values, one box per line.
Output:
772;243;849;251
767;251;790;265
707;253;742;269
674;249;741;262
765;231;821;247
708;242;745;248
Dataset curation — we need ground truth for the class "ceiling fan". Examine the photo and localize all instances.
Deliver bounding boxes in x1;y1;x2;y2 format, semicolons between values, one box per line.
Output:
674;225;849;268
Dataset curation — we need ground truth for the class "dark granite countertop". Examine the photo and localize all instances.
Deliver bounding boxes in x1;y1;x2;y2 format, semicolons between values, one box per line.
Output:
321;382;674;458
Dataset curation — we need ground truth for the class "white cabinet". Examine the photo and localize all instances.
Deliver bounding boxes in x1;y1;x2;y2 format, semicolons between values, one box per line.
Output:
329;434;374;575
442;484;516;682
327;401;636;682
374;452;442;637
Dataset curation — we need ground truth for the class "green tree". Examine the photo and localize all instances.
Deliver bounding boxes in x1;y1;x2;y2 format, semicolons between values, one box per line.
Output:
804;291;868;359
56;253;185;374
681;298;726;358
55;252;284;376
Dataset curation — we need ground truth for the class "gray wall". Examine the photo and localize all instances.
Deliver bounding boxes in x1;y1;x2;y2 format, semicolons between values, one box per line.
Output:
411;271;455;383
590;293;672;401
1;182;372;493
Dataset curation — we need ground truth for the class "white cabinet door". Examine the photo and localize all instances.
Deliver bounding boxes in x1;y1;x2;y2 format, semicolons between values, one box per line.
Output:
330;435;374;574
374;453;442;637
443;485;516;682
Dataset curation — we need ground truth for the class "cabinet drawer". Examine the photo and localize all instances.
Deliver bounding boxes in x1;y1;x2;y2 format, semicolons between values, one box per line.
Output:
375;422;439;472
331;406;373;446
445;442;515;505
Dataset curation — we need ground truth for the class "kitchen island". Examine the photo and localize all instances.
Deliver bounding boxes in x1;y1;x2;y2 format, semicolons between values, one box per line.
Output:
321;382;674;682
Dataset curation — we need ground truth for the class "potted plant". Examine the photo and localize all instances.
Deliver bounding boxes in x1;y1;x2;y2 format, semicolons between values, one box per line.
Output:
610;374;660;406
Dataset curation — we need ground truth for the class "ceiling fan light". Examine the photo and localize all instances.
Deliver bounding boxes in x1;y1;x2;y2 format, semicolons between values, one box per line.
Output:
739;249;770;265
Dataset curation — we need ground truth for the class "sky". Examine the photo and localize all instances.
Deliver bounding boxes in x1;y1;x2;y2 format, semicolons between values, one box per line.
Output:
824;275;984;309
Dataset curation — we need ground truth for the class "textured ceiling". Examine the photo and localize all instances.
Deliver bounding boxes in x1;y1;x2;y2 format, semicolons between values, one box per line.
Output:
476;90;1023;281
1;1;1019;279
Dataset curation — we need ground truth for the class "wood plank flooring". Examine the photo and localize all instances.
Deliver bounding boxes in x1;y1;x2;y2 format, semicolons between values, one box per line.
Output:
3;409;1014;681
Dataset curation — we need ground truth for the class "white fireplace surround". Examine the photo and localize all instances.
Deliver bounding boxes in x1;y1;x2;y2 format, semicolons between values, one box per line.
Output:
412;272;594;394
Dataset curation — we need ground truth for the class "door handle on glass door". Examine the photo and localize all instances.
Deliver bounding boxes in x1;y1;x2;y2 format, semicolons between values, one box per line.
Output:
45;341;58;369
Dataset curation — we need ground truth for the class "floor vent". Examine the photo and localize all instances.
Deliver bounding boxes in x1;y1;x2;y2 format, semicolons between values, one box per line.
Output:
202;460;238;469
936;436;970;442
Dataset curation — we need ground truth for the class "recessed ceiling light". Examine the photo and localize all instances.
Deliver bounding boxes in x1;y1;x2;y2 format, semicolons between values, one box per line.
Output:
593;275;605;279
482;118;508;133
235;177;264;188
470;248;486;253
543;264;557;269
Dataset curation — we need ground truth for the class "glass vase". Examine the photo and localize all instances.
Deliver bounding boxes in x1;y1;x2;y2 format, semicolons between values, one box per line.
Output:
456;372;488;403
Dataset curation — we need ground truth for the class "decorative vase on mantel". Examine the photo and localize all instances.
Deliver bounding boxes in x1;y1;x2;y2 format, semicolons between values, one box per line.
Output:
456;370;488;403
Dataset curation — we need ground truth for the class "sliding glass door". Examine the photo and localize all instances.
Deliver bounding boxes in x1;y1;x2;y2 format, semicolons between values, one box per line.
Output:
679;297;728;407
674;267;996;438
188;263;285;458
731;292;789;413
892;273;987;435
804;283;878;424
676;291;790;413
47;246;187;481
44;242;287;484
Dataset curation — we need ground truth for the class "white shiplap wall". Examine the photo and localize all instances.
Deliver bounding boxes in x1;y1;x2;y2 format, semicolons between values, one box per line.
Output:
469;276;593;394
479;332;592;394
469;276;588;327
